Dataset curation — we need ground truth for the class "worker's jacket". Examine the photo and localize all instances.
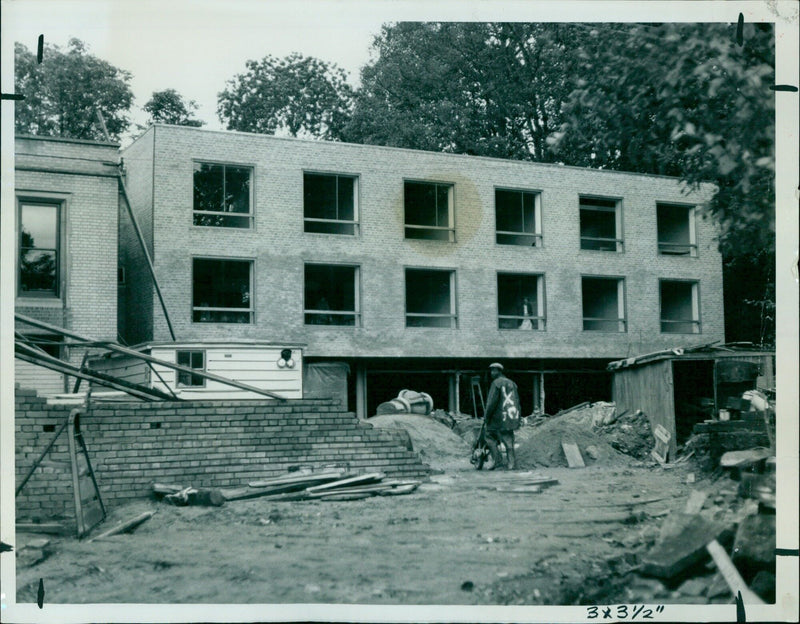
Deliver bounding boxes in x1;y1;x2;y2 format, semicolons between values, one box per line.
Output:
485;375;521;432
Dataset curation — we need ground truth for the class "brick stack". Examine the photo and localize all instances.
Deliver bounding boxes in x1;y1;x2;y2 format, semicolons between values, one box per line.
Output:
14;386;432;524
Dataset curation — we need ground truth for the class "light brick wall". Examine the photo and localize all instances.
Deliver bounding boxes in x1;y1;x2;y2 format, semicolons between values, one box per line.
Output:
122;125;724;359
14;136;119;350
14;387;430;522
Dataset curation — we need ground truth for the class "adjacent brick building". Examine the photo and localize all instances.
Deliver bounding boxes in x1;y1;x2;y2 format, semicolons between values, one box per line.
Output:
119;125;724;417
14;135;120;394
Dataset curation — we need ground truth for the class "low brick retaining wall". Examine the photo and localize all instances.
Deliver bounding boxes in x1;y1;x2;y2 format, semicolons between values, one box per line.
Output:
15;387;431;523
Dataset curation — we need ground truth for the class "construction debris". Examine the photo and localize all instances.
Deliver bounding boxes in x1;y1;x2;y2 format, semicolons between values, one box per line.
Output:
706;539;765;604
651;424;671;465
561;441;585;468
16;523;64;535
89;511;155;542
376;389;434;416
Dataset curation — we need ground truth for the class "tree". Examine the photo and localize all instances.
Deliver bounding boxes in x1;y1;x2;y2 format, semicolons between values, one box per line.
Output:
548;23;775;345
343;22;580;160
15;38;134;142
217;53;354;140
143;89;204;127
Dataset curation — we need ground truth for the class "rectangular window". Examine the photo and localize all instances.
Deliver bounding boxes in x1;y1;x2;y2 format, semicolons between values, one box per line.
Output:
495;189;542;246
660;280;700;333
192;258;253;323
580;197;623;252
18;201;60;297
404;181;454;241
193;162;253;228
176;350;205;387
304;264;360;326
304;173;358;235
497;273;546;330
405;268;457;328
657;203;697;256
582;276;626;332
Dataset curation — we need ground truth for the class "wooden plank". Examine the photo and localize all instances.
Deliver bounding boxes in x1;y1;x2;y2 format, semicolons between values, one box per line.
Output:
16;523;64;535
222;481;317;501
561;441;585;468
496;485;543;494
318;492;372;501
377;483;419;496
651;424;671;465
306;473;386;493
684;490;708;514
89;511;155;542
308;484;392;498
248;470;347;488
706;539;765;604
641;513;730;579
719;448;772;468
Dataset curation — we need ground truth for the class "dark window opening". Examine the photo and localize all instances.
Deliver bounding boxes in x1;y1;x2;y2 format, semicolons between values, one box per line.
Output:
193;162;252;228
304;264;360;326
192;258;252;323
495;189;541;246
304;173;358;235
673;360;715;444
580;197;622;251
22;334;62;358
176;350;205;387
405;268;456;328
497;273;545;330
404;181;454;241
582;277;625;331
19;202;60;296
657;203;696;256
661;280;700;333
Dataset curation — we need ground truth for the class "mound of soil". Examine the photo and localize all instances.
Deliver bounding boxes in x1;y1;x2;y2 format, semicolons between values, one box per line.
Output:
594;409;654;460
368;413;472;471
515;419;626;468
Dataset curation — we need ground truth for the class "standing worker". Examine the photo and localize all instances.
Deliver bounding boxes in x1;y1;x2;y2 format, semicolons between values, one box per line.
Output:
484;363;522;470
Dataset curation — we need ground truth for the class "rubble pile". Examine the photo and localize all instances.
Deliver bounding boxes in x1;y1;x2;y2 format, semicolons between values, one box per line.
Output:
368;413;472;471
594;409;654;460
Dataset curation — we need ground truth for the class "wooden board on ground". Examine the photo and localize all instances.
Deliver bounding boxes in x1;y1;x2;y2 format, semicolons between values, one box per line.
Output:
719;448;772;469
248;469;347;488
561;441;585;468
496;485;543;494
319;492;373;501
684;490;708;514
221;481;316;501
706;539;765;604
640;513;731;579
378;483;419;496
308;484;394;498
16;523;64;535
651;424;671;465
306;472;386;493
89;511;155;542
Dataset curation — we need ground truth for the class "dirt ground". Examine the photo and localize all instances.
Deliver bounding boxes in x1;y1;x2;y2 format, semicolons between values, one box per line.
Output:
16;460;723;606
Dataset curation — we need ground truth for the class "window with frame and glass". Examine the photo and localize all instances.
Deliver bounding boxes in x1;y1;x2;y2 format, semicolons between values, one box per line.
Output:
579;196;623;252
405;268;457;328
404;181;454;242
497;273;546;330
18;201;61;297
192;258;253;323
304;173;359;235
660;280;700;333
582;276;626;332
193;162;253;228
176;350;205;387
495;188;542;246
304;263;360;326
657;203;697;256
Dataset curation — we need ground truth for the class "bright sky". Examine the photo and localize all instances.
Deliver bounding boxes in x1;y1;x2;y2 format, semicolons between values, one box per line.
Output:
4;0;394;133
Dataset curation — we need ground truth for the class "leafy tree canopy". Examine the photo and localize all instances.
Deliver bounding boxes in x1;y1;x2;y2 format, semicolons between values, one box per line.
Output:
15;38;134;142
342;22;581;161
217;53;354;140
143;88;204;127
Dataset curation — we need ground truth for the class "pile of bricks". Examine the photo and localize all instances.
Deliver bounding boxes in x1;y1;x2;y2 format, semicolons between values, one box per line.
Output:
14;386;431;523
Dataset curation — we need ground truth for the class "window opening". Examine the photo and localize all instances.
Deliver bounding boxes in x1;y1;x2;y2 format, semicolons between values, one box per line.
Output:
193;162;253;228
192;258;253;323
497;273;545;330
582;276;626;331
304;173;358;235
657;203;697;256
304;264;360;326
495;189;542;246
404;181;454;241
176;350;205;387
580;197;622;252
660;280;700;333
19;202;60;296
405;268;456;328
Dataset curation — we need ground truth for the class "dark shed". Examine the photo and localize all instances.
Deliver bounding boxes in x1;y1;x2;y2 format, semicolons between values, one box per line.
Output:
609;345;774;459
